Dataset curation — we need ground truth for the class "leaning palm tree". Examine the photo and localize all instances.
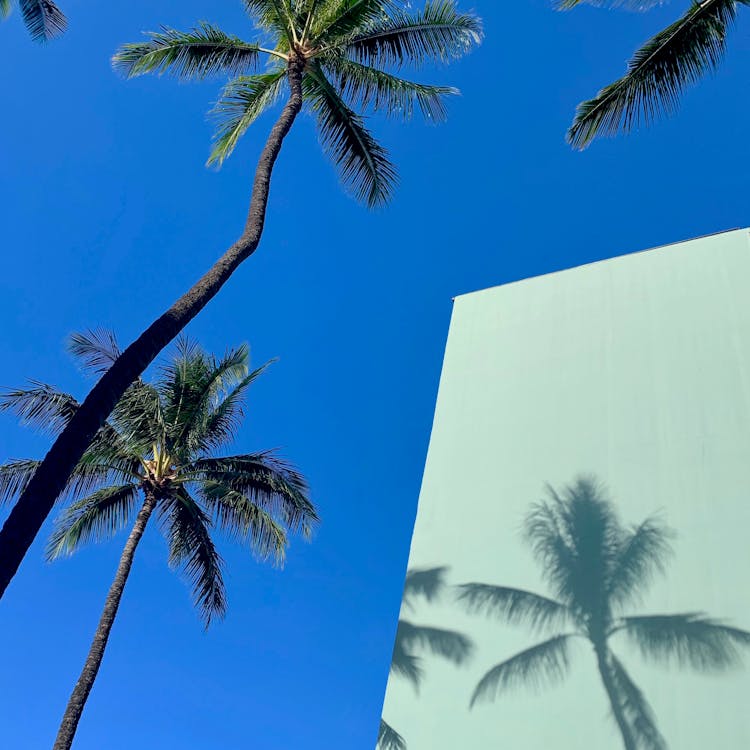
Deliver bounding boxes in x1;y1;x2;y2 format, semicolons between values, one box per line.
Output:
458;476;750;750
0;0;482;601
562;0;748;148
0;330;317;750
0;0;66;41
379;566;473;750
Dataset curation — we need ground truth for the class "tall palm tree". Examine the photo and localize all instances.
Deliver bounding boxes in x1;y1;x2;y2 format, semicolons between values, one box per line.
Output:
562;0;749;148
458;476;750;750
379;566;473;750
0;330;318;750
0;0;482;601
0;0;66;41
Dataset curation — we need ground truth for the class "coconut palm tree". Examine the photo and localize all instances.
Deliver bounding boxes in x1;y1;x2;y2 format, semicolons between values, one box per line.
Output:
0;0;482;601
379;566;473;750
0;0;66;41
0;330;318;750
458;476;750;750
562;0;749;148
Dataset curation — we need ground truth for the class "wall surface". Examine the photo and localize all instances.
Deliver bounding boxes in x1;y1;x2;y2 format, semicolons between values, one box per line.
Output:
379;229;750;749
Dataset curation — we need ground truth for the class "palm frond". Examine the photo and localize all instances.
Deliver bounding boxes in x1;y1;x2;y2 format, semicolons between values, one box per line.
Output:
162;489;227;627
568;0;738;149
0;382;78;437
208;70;288;166
112;23;261;80
111;380;164;453
19;0;66;42
243;0;296;39
0;459;41;505
68;329;122;376
46;484;140;559
470;634;573;707
198;482;288;564
312;0;390;45
556;0;667;9
396;619;473;664
609;653;667;750
184;452;317;537
456;583;572;632
305;65;397;207
377;718;406;750
622;613;750;671
608;517;672;610
345;0;482;68
1;0;11;19
324;55;457;120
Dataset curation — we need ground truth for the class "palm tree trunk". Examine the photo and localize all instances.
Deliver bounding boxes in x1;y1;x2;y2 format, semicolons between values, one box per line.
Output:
0;56;306;601
52;492;157;750
594;644;637;750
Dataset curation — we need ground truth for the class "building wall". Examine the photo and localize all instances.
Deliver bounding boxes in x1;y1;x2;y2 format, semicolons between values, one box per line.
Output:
380;229;750;749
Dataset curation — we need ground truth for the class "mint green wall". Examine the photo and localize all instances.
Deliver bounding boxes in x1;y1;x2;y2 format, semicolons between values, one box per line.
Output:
380;230;750;749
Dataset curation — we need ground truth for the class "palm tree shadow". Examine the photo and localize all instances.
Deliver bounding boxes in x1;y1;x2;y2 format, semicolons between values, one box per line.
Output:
378;566;474;749
457;475;750;750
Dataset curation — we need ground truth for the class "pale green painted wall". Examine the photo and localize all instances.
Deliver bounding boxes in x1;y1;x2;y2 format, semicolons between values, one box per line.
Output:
380;229;750;749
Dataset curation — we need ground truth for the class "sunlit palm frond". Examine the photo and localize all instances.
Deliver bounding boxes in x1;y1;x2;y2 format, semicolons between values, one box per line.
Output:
46;484;140;559
608;517;672;610
470;634;573;707
112;23;262;80
377;718;406;750
609;653;667;750
305;65;397;207
568;0;738;148
198;482;288;564
345;0;483;68
457;583;572;632
0;0;11;19
622;613;750;671
163;489;227;627
68;329;122;376
325;56;457;120
111;380;164;452
396;619;473;664
556;0;667;10
0;459;41;505
208;70;287;166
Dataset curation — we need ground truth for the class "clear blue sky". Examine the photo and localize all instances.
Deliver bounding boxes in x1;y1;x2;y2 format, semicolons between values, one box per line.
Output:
1;1;748;748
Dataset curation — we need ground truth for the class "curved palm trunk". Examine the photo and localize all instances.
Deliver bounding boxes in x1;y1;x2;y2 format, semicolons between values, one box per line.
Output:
52;492;157;750
0;57;306;601
594;644;637;750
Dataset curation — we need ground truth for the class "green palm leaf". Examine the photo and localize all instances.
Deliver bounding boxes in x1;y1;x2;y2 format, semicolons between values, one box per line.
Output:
0;459;42;505
568;0;739;148
346;0;483;68
305;64;397;207
470;634;573;707
457;583;572;632
0;0;11;18
46;484;140;559
622;613;750;671
0;382;79;437
112;23;262;80
209;70;288;166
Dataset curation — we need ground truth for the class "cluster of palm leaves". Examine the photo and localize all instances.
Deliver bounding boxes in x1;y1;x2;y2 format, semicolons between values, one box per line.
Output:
378;566;473;750
0;330;317;750
457;477;750;749
0;0;65;41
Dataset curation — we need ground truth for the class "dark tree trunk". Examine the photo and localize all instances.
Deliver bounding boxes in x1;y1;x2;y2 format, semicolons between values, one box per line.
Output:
52;491;157;750
0;58;305;602
594;644;637;750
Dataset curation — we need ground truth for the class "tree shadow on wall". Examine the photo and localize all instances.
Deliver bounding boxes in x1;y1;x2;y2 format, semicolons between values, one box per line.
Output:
378;566;474;750
457;475;750;750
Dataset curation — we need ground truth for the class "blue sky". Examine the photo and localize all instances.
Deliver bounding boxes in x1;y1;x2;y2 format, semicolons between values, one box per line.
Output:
1;1;749;748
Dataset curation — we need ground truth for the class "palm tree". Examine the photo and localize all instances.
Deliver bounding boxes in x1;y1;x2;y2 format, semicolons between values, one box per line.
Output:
0;0;66;41
562;0;748;148
458;476;750;750
379;566;473;750
0;0;482;601
0;330;318;750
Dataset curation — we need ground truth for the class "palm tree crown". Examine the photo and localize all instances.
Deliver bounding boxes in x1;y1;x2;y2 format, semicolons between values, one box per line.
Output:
562;0;750;148
113;0;482;207
458;476;750;750
1;0;66;41
0;331;317;625
379;566;473;750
